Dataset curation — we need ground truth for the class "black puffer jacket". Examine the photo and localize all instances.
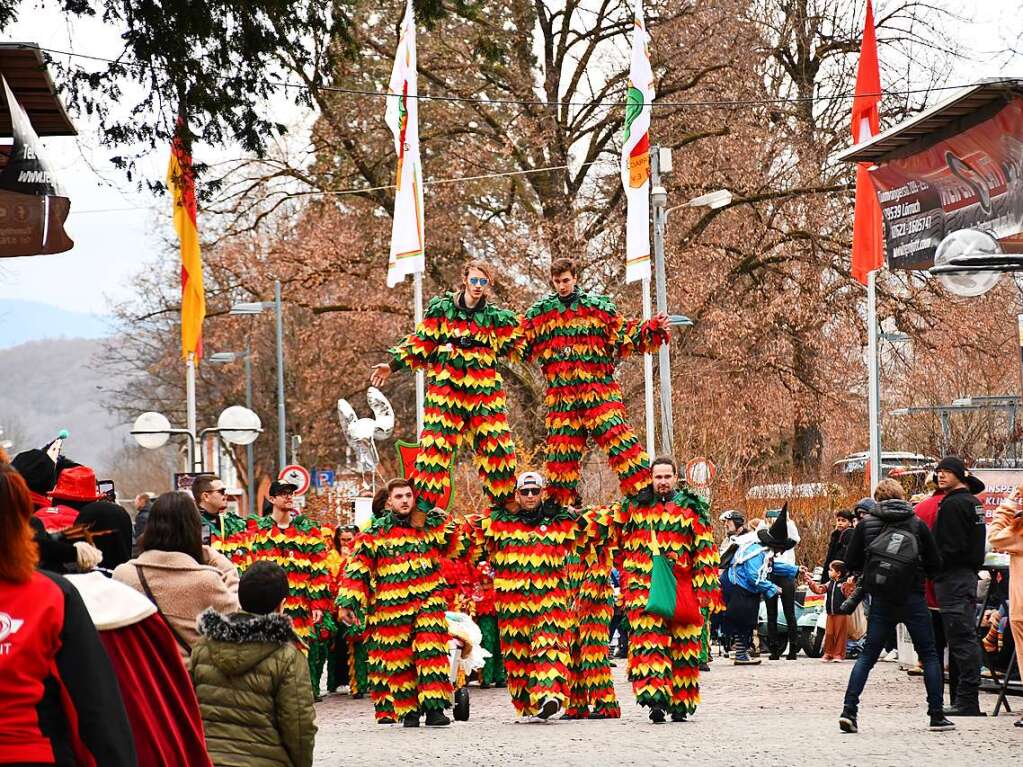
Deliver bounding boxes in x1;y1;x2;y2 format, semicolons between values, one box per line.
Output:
843;499;942;595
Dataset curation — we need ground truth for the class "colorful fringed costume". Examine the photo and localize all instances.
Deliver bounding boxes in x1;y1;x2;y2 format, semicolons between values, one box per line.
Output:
567;505;620;718
519;291;668;506
455;502;595;717
616;488;723;716
336;511;454;721
388;292;520;512
205;511;252;566
245;515;334;693
474;562;507;687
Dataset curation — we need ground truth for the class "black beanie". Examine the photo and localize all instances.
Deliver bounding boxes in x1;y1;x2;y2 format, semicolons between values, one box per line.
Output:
11;449;58;494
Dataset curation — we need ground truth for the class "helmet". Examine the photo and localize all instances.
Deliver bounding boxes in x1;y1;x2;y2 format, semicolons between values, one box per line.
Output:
719;509;745;525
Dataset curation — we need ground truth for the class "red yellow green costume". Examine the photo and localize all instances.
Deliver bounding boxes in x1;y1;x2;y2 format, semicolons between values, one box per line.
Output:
567;505;620;719
456;502;593;717
204;510;252;565
388;291;520;511
519;291;668;506
474;562;507;687
336;511;454;721
615;488;722;716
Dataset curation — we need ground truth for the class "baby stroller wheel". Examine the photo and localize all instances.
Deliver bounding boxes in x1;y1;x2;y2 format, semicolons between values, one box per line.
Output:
453;686;470;721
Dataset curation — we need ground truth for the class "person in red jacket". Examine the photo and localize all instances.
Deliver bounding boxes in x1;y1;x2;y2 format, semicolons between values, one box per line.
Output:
914;483;951;704
0;461;136;767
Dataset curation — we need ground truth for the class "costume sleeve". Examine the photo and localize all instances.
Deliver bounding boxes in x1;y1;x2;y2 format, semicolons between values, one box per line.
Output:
275;648;318;767
579;504;618;550
388;296;444;372
336;533;376;625
301;526;334;616
493;308;524;361
689;500;724;613
988;498;1023;554
614;313;669;360
51;574;137;767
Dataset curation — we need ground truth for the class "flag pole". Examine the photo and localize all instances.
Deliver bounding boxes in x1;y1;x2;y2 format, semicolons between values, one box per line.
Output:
642;278;656;457
186;351;199;471
867;269;881;490
414;271;425;438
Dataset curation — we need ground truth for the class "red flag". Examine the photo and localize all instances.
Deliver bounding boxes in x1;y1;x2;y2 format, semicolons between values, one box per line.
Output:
850;0;884;285
168;117;205;358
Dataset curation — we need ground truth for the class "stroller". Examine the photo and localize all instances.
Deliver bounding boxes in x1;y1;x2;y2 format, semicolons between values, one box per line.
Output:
445;611;491;721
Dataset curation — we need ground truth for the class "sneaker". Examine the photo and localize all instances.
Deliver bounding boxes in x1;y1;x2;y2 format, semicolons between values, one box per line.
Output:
402;711;421;728
424;709;451;727
670;711;688;722
734;656;762;665
839;709;858;733
648;707;666;724
880;649;899;663
537;697;562;721
929;714;956;731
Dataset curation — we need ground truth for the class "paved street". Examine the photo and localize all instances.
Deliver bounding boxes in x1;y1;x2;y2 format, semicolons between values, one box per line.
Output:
313;656;1018;766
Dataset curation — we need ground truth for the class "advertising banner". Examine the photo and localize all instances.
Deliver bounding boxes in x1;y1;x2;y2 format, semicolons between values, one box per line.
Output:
971;467;1023;523
868;98;1023;270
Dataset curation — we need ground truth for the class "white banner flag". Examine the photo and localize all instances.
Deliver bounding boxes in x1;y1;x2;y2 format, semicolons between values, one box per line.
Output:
621;8;654;283
385;0;425;287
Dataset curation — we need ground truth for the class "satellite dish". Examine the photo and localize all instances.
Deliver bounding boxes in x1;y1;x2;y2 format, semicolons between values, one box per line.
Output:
931;229;1002;297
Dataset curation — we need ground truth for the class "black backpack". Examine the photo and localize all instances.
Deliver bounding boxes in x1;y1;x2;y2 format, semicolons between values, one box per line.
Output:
862;519;920;598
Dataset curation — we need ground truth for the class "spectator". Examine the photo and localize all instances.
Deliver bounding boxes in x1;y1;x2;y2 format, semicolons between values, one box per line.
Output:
931;456;987;717
113;491;240;656
0;461;136;766
66;571;213;766
987;481;1023;728
914;477;953;705
190;561;316;767
821;510;855;583
192;474;250;564
133;492;153;551
839;478;951;734
76;498;134;573
803;561;854;661
762;506;801;660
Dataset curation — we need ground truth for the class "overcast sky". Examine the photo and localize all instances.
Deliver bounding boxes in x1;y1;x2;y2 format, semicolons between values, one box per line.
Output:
1;1;1021;316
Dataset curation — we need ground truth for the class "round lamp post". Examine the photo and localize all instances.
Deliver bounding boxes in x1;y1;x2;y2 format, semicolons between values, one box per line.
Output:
131;406;261;473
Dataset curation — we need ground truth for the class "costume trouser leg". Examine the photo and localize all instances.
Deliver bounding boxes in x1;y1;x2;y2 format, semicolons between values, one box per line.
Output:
586;397;651;499
479;615;507;686
627;608;704;714
697;608;712;664
308;640;329;696
572;574;620;718
352;637;370;697
467;398;517;508
412;398;466;511
499;606;572;716
544;408;588;507
328;634;349;692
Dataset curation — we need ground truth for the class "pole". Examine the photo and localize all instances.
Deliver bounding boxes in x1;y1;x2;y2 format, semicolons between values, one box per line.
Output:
642;280;655;458
413;272;425;438
866;270;882;490
274;279;287;471
939;409;950;456
244;345;255;517
650;147;673;457
185;352;199;471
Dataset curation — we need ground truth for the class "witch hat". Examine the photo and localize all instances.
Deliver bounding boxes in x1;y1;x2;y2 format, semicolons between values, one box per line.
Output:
757;503;797;551
10;430;69;495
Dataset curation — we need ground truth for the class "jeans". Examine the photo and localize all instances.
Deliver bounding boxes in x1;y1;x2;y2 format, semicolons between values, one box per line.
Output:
766;574;798;655
934;568;981;708
843;592;944;716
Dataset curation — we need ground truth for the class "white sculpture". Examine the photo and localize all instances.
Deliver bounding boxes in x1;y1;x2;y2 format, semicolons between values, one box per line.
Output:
337;387;395;472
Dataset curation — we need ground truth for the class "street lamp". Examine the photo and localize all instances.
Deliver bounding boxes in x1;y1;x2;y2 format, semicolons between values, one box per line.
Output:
131;406;261;473
682;189;733;210
231;279;286;471
211;350;256;516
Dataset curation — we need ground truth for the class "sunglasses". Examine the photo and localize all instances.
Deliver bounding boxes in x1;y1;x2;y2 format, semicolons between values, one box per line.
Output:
468;276;489;286
518;487;541;496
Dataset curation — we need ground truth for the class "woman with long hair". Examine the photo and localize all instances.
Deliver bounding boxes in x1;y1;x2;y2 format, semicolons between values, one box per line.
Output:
0;461;135;766
113;491;239;655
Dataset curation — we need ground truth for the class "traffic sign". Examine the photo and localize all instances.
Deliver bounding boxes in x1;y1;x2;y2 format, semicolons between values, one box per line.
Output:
278;464;311;495
312;468;336;489
685;457;716;488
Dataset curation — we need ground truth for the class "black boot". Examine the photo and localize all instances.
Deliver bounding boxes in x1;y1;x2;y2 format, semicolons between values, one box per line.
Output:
929;713;955;731
670;711;688;722
402;711;421;728
424;709;451;727
839;708;858;733
648;707;666;724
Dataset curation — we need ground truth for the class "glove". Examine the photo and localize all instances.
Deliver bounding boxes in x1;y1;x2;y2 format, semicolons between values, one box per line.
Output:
74;541;103;571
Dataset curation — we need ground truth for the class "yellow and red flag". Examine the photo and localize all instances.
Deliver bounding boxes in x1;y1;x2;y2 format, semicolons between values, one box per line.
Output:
168;120;205;358
850;0;883;285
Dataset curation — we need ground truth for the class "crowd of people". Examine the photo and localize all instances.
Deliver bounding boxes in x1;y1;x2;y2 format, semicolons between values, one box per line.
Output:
3;255;1023;765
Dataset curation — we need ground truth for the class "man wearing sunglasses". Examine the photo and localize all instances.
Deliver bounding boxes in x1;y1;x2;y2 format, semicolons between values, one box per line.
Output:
370;259;520;514
453;471;614;722
192;474;251;566
518;257;670;507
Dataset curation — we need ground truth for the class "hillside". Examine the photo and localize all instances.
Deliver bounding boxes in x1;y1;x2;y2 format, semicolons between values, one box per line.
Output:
0;338;130;470
0;299;112;349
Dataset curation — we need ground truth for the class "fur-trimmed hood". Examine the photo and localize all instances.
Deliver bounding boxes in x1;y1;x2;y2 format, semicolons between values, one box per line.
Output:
196;609;298;676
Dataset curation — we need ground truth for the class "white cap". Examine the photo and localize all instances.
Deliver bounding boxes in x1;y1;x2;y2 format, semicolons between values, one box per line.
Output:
516;471;545;490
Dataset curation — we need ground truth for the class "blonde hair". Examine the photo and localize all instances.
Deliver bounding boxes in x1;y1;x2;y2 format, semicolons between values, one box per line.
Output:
462;259;494;284
873;478;906;502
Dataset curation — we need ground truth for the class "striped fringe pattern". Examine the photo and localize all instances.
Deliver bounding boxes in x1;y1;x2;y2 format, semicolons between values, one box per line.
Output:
209;512;252;566
336;513;455;720
478;614;507;686
520;292;668;505
618;490;723;715
388;292;520;510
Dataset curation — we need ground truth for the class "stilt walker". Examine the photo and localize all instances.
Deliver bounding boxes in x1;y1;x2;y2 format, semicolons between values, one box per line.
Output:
616;458;723;722
336;479;453;727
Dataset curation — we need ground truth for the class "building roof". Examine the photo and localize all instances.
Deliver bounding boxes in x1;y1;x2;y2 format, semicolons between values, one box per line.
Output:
0;43;76;137
835;78;1023;164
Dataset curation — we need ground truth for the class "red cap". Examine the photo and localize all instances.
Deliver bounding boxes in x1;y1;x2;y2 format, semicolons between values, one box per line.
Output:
51;465;101;503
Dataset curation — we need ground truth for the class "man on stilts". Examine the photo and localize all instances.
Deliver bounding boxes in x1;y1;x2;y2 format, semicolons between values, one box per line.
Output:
371;259;520;514
615;457;722;722
337;478;453;727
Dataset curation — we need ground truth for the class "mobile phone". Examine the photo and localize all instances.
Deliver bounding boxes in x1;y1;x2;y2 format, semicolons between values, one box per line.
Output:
97;479;116;502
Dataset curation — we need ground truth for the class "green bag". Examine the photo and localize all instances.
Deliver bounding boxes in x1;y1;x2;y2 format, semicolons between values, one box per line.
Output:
645;531;703;627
